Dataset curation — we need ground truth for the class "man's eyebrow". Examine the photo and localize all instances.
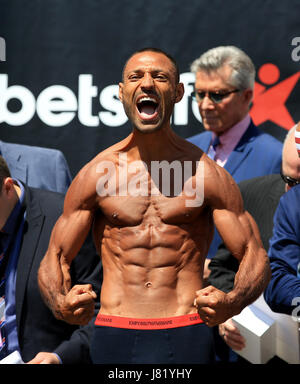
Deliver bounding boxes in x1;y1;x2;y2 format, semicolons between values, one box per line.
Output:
126;68;170;77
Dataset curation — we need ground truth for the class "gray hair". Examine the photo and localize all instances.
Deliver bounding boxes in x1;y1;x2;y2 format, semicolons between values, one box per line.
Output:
190;46;256;90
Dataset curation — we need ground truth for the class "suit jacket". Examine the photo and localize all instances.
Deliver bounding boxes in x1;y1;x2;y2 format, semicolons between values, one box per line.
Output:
187;121;282;182
187;121;283;258
208;174;285;293
264;184;300;315
0;140;72;194
15;185;101;363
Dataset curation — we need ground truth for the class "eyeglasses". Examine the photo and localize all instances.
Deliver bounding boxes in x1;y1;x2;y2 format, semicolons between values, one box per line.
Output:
191;89;240;104
280;170;300;188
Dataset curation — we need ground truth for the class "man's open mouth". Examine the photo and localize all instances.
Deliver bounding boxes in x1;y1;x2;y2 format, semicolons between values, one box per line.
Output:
136;96;159;121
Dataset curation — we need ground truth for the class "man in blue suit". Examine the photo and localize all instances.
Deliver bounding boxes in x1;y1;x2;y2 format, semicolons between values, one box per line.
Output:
187;46;282;259
264;183;300;316
0;140;72;194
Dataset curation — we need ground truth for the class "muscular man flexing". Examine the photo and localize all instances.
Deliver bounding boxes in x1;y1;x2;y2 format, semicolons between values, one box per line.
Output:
38;48;270;364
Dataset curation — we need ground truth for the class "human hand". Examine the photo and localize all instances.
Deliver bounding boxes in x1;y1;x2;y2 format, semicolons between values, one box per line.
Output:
27;352;60;364
57;284;97;325
219;318;245;350
194;285;238;327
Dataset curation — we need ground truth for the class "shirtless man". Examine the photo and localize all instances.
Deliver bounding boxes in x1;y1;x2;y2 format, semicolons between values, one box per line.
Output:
38;48;270;364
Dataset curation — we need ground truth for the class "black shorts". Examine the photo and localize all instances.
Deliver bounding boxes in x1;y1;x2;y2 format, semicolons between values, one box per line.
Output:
91;314;215;364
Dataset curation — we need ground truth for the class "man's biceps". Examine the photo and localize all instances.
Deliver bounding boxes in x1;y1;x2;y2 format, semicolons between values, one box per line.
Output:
215;213;249;259
214;209;242;232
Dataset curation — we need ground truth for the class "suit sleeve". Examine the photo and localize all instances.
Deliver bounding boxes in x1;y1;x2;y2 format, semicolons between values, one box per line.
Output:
54;150;72;194
264;188;300;315
53;231;102;364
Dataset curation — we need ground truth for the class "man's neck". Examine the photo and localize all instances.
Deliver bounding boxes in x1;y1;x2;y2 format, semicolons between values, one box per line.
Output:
129;124;180;162
14;184;21;198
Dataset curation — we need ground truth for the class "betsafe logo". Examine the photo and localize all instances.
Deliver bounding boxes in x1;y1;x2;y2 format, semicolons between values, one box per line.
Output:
0;65;298;130
250;63;300;130
0;72;201;127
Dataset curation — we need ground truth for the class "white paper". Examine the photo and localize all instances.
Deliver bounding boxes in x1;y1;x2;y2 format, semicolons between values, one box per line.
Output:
232;304;276;364
0;350;24;364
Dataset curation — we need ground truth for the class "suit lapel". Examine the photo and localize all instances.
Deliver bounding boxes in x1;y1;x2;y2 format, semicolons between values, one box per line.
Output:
0;141;28;184
15;187;44;332
200;132;212;153
224;123;260;175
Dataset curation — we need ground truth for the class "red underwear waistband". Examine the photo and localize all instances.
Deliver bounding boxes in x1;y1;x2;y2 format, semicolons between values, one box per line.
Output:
95;313;203;330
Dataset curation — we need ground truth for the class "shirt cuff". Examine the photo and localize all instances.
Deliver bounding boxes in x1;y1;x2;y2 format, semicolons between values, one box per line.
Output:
53;352;62;364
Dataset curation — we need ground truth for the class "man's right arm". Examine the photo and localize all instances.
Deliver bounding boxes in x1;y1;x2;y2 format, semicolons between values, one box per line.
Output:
38;164;99;325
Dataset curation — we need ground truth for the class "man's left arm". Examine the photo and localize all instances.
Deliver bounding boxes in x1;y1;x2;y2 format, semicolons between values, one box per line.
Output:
195;168;271;326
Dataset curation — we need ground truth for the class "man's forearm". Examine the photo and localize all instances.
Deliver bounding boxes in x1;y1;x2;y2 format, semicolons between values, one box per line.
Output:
38;252;72;320
227;247;271;314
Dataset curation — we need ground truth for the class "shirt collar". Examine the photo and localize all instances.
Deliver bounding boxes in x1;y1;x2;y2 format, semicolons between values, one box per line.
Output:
2;179;25;236
212;114;251;147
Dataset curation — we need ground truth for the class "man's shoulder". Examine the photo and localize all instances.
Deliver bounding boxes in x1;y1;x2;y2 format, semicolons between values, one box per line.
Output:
280;184;300;206
238;174;281;191
238;174;284;203
274;185;300;230
186;131;211;144
2;140;64;158
27;186;64;215
204;157;239;196
248;127;283;150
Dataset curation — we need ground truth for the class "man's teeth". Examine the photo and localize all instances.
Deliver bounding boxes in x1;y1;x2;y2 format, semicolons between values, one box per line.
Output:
138;97;157;103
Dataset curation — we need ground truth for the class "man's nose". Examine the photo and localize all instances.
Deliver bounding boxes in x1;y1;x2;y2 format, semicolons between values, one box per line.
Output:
200;94;215;110
141;73;155;89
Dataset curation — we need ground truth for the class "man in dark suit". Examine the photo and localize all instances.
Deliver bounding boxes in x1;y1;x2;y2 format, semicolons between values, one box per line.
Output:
208;125;299;354
0;156;101;363
187;45;282;260
0;140;72;194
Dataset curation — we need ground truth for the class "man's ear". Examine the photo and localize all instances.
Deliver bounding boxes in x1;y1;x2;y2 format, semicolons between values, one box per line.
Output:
2;177;14;197
175;82;184;103
118;82;124;103
243;88;253;105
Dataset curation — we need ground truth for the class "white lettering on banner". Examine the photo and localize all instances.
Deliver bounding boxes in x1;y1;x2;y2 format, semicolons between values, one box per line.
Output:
173;72;202;125
36;85;77;126
0;75;36;126
0;73;199;127
99;84;128;127
78;74;98;126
